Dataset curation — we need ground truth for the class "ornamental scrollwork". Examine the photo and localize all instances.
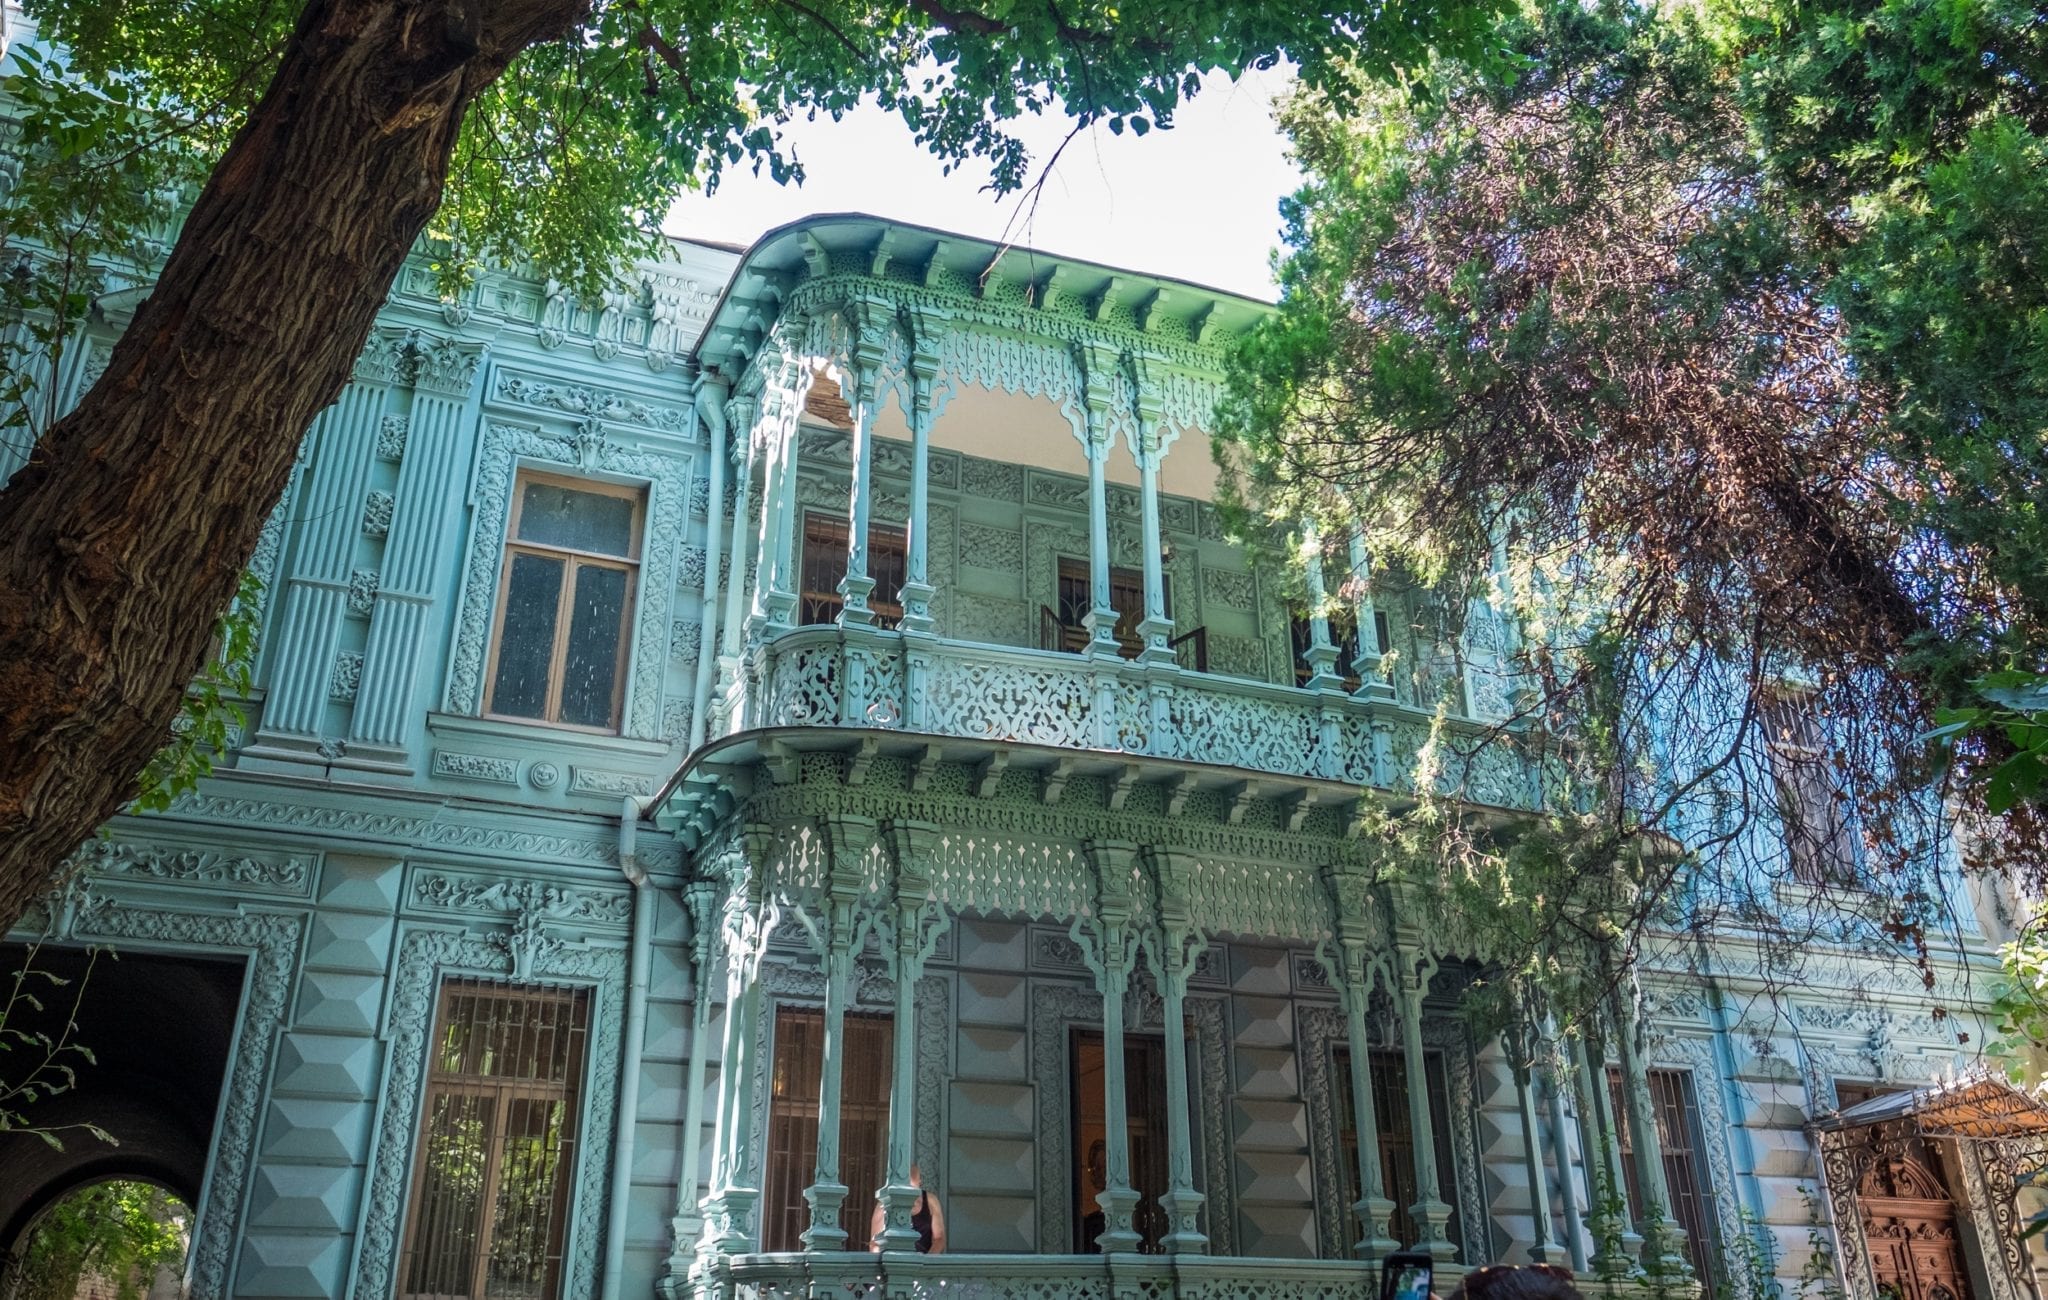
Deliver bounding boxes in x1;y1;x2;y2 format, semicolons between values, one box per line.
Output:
445;421;690;738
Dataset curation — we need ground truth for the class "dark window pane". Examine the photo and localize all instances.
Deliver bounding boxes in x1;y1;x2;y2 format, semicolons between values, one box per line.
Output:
516;480;637;556
491;554;564;719
559;565;628;729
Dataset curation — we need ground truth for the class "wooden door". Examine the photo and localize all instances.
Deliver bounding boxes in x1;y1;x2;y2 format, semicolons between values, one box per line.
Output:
1858;1154;1974;1300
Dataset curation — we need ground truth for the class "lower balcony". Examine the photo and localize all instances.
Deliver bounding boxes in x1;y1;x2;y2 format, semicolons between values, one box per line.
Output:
717;627;1537;811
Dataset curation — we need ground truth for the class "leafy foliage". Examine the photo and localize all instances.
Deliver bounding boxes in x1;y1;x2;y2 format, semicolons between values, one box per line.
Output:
132;571;262;814
13;0;1515;300
1221;0;2047;992
10;1180;190;1300
0;940;111;1149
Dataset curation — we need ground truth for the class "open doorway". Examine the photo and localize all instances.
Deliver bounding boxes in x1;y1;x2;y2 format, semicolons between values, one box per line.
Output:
1;1180;191;1300
0;942;245;1291
1071;1030;1174;1254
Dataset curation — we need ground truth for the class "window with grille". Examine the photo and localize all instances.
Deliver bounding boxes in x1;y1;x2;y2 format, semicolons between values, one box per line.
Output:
485;472;644;732
799;514;908;628
398;980;591;1300
762;1007;894;1252
1761;688;1861;885
1607;1067;1721;1293
1047;559;1159;660
1332;1048;1462;1256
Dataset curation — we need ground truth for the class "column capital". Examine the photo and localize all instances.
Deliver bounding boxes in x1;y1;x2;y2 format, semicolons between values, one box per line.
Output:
883;818;942;900
821;814;879;894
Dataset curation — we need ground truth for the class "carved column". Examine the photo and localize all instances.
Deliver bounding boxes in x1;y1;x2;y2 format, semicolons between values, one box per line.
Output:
1570;1027;1640;1280
1076;840;1143;1251
714;393;757;730
746;331;811;637
1322;866;1398;1259
1076;342;1120;657
1145;850;1208;1253
800;815;877;1249
766;355;812;633
1302;522;1343;690
1132;373;1174;667
348;335;486;765
898;311;944;634
837;305;888;626
1612;988;1693;1280
1347;528;1394;700
876;821;948;1250
1539;1020;1590;1273
699;834;779;1259
1392;947;1456;1259
667;880;724;1283
1507;999;1570;1266
252;345;396;748
689;378;732;751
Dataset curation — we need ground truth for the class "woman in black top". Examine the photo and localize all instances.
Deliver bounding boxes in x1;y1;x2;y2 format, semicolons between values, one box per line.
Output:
868;1164;947;1253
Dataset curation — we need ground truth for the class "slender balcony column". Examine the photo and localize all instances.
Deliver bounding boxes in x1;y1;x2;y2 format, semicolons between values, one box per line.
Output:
898;308;944;634
699;839;780;1260
1077;841;1144;1251
1612;989;1693;1280
712;396;758;734
666;881;724;1283
799;815;878;1250
1392;949;1457;1260
1080;410;1120;656
1347;528;1395;699
1302;523;1343;690
837;309;888;626
876;821;948;1250
765;375;810;632
1506;1004;1570;1266
744;363;795;638
1146;850;1209;1253
1569;1028;1639;1280
1133;414;1175;667
1321;867;1398;1259
1539;1019;1590;1273
689;379;731;752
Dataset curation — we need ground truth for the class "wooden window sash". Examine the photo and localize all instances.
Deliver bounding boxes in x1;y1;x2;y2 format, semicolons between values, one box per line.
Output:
400;980;589;1300
482;472;644;733
800;513;909;629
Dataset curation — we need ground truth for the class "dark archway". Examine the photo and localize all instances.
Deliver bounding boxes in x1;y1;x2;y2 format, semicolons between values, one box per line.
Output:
0;943;245;1262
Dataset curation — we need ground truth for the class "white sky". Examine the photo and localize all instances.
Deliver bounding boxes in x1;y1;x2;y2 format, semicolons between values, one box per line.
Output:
662;67;1301;301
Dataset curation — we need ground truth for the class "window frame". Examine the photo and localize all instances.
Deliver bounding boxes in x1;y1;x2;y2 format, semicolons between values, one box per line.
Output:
762;1003;896;1252
1332;1045;1463;1255
1606;1065;1722;1293
397;978;592;1300
1760;686;1863;887
798;512;910;629
482;469;646;734
1051;557;1165;660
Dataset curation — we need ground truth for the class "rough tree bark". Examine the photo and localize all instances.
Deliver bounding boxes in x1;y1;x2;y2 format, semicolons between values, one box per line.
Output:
0;0;590;931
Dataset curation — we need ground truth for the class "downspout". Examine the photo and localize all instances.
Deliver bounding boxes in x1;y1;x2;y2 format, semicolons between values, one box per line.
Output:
604;797;656;1300
687;378;730;751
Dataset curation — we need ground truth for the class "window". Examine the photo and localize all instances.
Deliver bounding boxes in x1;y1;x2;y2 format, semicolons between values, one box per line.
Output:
1291;608;1392;689
799;514;908;628
1071;1031;1174;1253
398;980;591;1300
1761;689;1860;885
1333;1048;1461;1255
1046;559;1172;662
763;1007;894;1251
1607;1067;1721;1293
486;472;643;731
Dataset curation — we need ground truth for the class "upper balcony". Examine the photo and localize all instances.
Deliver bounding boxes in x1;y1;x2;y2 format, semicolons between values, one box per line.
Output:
682;215;1532;808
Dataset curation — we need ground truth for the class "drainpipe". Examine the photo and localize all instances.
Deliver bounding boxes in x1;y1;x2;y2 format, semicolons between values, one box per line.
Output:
604;797;657;1300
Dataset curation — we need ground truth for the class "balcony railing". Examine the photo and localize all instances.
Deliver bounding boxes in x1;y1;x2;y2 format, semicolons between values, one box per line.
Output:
725;628;1538;809
729;1251;1404;1300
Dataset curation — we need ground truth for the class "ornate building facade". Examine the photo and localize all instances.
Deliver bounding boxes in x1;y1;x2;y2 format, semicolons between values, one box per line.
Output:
0;194;2043;1300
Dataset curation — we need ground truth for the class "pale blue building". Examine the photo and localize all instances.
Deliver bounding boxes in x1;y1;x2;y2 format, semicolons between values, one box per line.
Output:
0;176;2041;1300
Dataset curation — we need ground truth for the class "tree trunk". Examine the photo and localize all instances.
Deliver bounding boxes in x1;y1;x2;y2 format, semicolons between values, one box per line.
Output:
0;0;589;932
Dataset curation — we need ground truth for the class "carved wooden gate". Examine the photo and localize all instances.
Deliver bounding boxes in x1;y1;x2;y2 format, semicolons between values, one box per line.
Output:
1857;1153;1974;1300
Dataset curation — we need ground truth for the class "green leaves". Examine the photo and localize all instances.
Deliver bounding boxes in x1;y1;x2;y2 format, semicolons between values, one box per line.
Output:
1926;671;2048;814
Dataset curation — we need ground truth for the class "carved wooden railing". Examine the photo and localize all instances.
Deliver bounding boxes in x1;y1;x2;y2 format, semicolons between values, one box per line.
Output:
729;1251;1403;1300
728;627;1539;809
